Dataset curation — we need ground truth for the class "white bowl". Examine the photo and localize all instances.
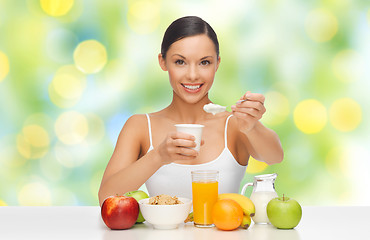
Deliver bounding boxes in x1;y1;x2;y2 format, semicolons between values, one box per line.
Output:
138;197;192;230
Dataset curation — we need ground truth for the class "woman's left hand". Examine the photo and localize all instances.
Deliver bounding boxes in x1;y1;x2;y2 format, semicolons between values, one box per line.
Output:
231;91;266;133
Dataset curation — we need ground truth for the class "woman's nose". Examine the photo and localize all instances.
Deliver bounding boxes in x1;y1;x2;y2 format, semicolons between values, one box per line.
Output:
186;64;199;81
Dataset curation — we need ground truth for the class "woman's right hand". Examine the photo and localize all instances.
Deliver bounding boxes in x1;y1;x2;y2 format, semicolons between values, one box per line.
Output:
157;131;198;165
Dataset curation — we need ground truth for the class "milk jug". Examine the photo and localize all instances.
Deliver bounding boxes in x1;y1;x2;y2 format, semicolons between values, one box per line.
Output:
241;173;278;224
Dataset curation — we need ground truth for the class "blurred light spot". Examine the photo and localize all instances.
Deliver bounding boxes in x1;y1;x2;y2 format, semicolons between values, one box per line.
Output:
53;71;86;99
325;147;350;178
16;125;50;159
40;0;74;17
332;50;365;83
18;182;51;206
23;125;49;148
305;9;338;42
85;113;105;145
73;40;107;74
329;98;362;132
263;91;290;126
294;99;327;134
54;141;88;168
49;65;86;108
0;135;26;168
0;51;9;82
0;199;7;206
55;111;88;144
24;113;54;138
246;157;268;174
46;28;78;63
127;0;160;34
16;135;32;159
49;83;80;108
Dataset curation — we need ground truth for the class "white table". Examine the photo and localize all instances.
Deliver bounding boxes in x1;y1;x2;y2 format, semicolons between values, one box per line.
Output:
0;206;369;239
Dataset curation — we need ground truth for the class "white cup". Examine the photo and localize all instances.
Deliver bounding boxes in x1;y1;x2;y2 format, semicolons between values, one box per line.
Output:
175;124;204;152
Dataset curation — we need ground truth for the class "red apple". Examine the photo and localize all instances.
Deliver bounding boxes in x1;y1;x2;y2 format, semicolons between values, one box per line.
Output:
101;195;139;230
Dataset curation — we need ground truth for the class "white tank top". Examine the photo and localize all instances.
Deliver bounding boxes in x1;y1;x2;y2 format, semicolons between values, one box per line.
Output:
144;114;247;199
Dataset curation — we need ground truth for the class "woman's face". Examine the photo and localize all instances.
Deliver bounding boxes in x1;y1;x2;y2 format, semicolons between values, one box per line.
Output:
159;34;220;104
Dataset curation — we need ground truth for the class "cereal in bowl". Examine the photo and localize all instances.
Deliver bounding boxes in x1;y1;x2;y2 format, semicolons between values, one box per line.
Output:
148;194;183;205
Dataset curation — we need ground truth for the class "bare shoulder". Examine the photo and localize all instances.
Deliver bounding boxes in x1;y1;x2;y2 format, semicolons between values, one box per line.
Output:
226;114;237;125
225;114;240;140
112;114;150;158
123;114;148;129
117;114;148;144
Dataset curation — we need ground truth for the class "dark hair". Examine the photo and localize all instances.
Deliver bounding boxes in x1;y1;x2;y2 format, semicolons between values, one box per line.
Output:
161;16;219;59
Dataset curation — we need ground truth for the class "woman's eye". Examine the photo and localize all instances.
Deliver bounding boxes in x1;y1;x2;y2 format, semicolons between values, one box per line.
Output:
200;60;210;65
175;59;185;65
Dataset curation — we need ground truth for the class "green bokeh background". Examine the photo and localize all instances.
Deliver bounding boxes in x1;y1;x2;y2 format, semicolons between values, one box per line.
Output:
0;0;369;206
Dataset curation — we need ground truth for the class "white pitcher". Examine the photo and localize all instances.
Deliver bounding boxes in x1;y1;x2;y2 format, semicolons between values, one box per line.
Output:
241;173;278;224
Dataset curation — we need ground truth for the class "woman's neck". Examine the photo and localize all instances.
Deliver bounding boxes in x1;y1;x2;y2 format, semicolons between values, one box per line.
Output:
165;94;211;123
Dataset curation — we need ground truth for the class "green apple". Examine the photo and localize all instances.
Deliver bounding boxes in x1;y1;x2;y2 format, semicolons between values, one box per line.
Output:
123;190;149;223
266;195;302;229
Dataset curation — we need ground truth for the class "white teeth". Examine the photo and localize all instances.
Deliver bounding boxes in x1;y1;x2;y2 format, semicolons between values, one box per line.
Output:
183;84;201;90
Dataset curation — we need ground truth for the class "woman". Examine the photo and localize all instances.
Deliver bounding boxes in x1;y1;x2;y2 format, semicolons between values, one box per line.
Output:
98;16;283;205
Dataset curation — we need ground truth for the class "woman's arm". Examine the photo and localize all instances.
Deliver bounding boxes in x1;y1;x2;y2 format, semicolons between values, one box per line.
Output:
98;114;161;205
98;114;198;206
231;92;283;165
241;121;283;164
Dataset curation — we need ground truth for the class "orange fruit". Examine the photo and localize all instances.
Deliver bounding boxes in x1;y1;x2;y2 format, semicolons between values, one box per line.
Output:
212;199;243;231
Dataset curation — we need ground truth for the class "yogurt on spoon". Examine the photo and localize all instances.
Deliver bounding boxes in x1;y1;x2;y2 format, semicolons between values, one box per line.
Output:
203;103;227;115
203;100;247;115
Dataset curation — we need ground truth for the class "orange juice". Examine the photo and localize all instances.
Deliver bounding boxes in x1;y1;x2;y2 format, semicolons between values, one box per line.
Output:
192;181;218;226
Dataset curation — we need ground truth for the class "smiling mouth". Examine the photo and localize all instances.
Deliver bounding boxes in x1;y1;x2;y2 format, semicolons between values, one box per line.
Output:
181;84;203;90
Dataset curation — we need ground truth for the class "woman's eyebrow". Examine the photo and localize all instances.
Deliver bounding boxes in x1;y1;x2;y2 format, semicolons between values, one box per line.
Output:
172;54;186;59
171;54;213;60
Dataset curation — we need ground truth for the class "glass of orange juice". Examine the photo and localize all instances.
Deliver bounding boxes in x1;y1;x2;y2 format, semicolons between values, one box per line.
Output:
191;170;219;228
